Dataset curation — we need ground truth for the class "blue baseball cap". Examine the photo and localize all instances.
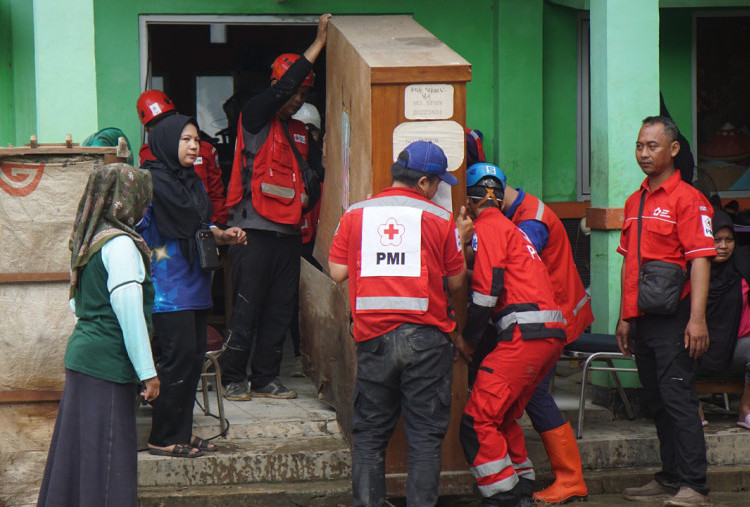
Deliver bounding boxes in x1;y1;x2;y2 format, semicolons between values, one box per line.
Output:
394;141;458;186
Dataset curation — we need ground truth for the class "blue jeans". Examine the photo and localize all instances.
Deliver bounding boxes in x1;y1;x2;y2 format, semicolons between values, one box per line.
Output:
525;367;565;433
351;323;453;507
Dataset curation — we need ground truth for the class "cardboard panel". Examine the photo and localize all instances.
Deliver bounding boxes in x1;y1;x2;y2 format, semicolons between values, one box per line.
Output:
1;155;102;274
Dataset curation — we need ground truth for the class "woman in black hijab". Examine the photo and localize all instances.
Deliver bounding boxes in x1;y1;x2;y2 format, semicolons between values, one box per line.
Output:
700;210;750;429
138;114;246;457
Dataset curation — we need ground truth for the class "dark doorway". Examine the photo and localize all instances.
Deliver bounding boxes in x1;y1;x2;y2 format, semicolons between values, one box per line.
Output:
696;15;750;194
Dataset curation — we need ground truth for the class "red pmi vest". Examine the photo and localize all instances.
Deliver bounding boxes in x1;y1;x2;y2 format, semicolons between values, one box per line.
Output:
350;194;453;321
226;115;309;225
512;194;594;343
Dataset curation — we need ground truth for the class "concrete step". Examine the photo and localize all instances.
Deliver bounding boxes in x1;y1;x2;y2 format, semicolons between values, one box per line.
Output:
137;435;351;487
137;381;340;445
138;480;352;507
525;416;750;476
579;465;750;496
137;466;750;506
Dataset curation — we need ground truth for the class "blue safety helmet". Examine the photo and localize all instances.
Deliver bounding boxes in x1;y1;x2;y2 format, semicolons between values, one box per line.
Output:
466;163;507;206
466;162;507;189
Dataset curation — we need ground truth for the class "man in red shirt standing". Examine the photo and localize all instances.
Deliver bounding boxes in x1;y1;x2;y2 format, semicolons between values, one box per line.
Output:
136;90;228;225
616;116;715;506
453;166;566;506
329;141;466;507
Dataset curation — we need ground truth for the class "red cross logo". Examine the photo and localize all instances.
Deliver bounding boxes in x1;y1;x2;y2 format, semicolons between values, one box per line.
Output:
383;223;399;240
378;218;405;246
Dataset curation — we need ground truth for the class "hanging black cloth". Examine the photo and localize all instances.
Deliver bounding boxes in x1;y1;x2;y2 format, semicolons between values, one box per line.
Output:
141;114;212;263
660;93;696;184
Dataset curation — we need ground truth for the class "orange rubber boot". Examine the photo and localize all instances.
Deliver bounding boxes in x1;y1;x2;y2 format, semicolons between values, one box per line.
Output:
533;422;588;504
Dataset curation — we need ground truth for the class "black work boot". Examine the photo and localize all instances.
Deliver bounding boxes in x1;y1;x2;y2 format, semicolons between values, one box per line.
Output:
515;477;535;506
481;490;520;507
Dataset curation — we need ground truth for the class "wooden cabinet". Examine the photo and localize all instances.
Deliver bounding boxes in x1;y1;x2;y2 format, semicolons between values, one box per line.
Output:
301;15;473;495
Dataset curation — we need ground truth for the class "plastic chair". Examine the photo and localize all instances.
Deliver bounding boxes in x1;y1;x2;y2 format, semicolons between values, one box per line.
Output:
562;333;638;438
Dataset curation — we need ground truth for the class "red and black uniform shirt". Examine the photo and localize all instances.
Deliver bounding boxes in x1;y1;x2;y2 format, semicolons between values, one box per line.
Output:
617;171;716;320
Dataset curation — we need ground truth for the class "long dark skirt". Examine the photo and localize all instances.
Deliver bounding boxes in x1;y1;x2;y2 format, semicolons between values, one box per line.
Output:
37;368;138;507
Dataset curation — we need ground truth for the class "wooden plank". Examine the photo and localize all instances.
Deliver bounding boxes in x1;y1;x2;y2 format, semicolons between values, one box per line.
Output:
586;206;624;230
546;201;590;220
0;146;117;156
0;390;63;403
695;380;745;394
0;272;70;283
371;65;471;84
330;16;470;75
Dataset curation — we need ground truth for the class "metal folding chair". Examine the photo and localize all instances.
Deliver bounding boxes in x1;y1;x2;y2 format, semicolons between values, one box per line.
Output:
200;345;228;437
561;333;638;438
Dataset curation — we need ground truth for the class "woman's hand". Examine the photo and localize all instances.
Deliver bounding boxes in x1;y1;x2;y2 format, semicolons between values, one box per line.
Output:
213;226;247;246
141;376;160;402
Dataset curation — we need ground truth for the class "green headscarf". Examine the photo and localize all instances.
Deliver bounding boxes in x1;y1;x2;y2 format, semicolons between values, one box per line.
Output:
69;163;152;297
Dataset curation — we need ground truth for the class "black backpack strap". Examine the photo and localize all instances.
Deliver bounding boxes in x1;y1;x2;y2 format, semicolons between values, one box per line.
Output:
637;188;647;269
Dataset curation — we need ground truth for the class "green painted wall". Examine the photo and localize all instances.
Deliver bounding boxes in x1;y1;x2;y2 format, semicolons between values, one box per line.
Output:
496;0;544;196
92;0;498;159
0;0;37;147
34;0;97;143
542;1;579;202
589;0;660;334
10;0;36;145
0;0;13;144
660;8;693;142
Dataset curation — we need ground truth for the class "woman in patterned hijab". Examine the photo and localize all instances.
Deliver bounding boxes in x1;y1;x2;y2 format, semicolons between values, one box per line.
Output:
39;163;160;506
68;163;152;296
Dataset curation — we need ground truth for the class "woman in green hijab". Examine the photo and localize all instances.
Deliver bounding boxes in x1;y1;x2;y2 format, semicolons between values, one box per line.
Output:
38;163;160;507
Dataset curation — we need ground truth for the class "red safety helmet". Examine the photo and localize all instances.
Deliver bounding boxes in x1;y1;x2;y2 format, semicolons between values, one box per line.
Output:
136;90;176;126
271;53;314;87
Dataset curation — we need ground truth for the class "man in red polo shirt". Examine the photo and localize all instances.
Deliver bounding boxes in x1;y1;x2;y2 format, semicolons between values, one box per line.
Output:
616;116;715;506
329;140;466;507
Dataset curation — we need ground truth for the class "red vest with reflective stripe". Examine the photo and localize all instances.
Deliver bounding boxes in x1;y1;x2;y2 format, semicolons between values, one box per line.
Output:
226;115;309;225
512;194;594;343
337;189;461;341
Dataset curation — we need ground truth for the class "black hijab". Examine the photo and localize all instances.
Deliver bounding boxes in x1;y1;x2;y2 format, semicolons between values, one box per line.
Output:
141;114;212;262
703;210;742;371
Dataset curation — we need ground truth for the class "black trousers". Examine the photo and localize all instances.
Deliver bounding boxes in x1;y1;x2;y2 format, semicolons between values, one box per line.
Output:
220;229;301;388
149;310;207;447
633;297;708;495
351;324;453;507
